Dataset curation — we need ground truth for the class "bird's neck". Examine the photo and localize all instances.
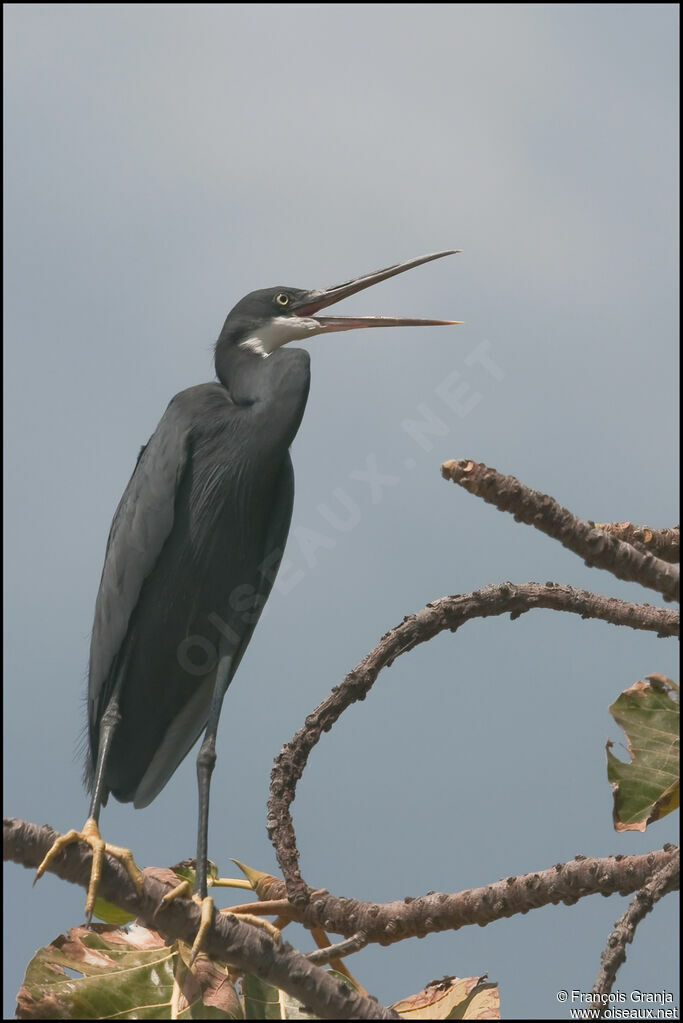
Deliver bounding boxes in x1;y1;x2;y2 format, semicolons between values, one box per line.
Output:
214;341;255;398
214;343;311;450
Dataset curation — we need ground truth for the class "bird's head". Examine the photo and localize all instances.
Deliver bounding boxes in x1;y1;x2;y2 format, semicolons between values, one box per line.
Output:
216;250;462;359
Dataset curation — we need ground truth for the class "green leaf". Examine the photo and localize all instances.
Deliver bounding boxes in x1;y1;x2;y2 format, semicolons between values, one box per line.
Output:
241;974;284;1020
607;675;680;832
16;923;242;1019
92;897;136;925
240;969;354;1020
15;920;358;1021
171;860;220;888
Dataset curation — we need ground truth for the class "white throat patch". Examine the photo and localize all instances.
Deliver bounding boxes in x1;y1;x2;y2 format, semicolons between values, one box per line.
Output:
239;315;320;357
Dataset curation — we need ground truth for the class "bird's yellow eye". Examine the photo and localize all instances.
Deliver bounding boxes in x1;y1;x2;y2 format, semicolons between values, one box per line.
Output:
275;293;290;307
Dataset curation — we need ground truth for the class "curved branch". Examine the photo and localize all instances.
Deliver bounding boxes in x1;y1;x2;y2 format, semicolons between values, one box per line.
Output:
593;523;680;564
200;848;682;948
294;848;680;946
5;818;677;959
224;848;681;946
268;582;678;901
3;818;398;1021
589;850;680;1018
441;460;679;602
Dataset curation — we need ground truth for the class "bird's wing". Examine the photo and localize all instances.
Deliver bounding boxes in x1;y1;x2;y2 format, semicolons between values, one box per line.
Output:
88;398;192;735
236;452;294;666
131;450;296;808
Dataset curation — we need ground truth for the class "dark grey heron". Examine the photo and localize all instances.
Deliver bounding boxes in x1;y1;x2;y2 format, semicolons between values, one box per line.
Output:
35;249;461;948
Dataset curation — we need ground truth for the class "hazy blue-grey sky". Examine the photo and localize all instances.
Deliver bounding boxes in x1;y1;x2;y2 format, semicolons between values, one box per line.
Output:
4;4;679;1018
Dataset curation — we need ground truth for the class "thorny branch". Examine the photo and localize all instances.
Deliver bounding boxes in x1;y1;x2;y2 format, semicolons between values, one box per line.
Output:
3;818;398;1021
268;583;678;901
589;850;680;1019
4;818;678;957
440;459;679;602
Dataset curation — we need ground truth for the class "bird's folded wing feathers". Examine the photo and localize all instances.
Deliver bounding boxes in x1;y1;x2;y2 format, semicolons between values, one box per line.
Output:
133;452;295;806
88;399;192;726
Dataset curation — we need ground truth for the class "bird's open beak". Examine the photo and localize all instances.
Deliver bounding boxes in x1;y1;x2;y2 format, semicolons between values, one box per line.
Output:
291;250;462;332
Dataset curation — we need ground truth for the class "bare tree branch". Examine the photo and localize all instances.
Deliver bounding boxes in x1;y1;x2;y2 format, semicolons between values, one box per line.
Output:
307;933;369;965
440;460;679;602
9;477;679;1013
3;817;398;1021
8;817;677;958
589;850;680;1019
286;848;680;946
268;583;678;900
593;522;680;564
200;850;682;948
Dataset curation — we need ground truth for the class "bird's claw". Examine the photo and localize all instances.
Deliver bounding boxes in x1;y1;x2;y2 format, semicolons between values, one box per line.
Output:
34;817;143;919
189;895;215;965
155;878;194;916
154;884;215;966
220;909;282;941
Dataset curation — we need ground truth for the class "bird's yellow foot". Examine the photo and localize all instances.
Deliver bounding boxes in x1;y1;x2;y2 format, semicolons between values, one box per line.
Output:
157;877;195;909
156;882;215;966
34;817;144;919
220;909;282;941
190;895;215;964
158;881;282;967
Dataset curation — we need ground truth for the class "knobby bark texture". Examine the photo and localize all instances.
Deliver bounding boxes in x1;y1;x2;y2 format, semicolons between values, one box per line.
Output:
592;522;680;565
440;459;679;602
268;583;678;901
262;452;679;1004
5;818;678;957
589;850;680;1019
4;818;398;1021
9;459;678;1014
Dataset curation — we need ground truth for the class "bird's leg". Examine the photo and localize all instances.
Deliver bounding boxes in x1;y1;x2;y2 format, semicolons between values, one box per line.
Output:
155;647;234;962
184;646;235;962
196;646;235;897
34;688;143;919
